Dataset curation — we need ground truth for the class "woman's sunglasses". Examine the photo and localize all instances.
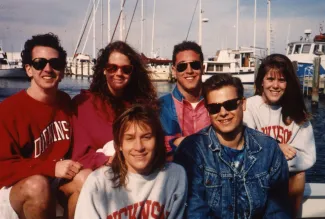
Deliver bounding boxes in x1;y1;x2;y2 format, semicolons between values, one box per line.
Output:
206;97;242;114
31;58;65;71
105;63;133;75
176;60;201;72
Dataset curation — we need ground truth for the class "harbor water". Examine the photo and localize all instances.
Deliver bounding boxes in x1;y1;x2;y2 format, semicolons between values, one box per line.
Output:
0;76;324;183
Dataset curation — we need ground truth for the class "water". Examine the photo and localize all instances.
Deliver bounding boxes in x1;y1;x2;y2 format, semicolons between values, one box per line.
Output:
0;77;324;183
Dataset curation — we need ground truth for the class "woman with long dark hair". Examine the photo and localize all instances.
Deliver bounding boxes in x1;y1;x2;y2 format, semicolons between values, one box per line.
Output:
72;41;158;170
244;54;316;218
74;105;187;218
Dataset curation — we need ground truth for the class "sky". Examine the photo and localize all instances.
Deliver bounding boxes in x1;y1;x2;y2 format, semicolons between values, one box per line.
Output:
0;0;324;60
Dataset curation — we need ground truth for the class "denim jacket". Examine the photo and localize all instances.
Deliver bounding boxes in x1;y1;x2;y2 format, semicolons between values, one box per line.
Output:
174;125;291;219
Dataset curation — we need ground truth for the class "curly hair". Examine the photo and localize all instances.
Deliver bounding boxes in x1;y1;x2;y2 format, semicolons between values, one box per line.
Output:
89;41;158;118
254;53;310;125
110;104;166;188
21;33;67;68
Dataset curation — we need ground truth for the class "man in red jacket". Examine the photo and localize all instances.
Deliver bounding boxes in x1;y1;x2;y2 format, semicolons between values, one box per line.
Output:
0;33;88;219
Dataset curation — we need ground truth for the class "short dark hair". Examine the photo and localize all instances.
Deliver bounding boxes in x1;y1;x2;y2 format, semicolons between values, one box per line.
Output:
202;74;244;105
172;41;204;65
21;33;67;68
111;104;166;188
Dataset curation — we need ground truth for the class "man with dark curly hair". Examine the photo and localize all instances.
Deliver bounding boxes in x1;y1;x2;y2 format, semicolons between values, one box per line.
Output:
0;33;86;219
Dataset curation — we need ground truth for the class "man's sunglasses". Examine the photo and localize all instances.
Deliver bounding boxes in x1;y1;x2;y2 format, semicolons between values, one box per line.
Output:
105;63;133;75
206;97;242;114
176;60;201;72
31;58;65;71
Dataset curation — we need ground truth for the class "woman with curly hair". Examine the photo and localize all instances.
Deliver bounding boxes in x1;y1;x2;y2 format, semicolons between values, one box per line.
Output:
244;53;316;218
74;105;187;219
70;41;158;182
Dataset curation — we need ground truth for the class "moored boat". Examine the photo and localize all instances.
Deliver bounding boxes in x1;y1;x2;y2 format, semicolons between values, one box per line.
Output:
202;47;257;84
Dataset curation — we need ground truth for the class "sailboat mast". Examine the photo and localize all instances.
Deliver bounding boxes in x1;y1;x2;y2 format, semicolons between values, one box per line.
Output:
108;0;111;43
267;0;271;55
236;0;239;50
120;0;124;40
93;0;96;59
141;0;144;53
253;0;256;56
198;0;202;46
151;0;156;57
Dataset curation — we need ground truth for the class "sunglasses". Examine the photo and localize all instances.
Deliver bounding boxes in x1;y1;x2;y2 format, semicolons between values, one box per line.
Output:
31;58;65;71
206;97;242;114
105;64;133;75
176;60;201;72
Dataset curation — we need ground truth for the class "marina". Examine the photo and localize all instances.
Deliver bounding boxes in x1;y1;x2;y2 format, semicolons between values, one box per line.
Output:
1;0;325;217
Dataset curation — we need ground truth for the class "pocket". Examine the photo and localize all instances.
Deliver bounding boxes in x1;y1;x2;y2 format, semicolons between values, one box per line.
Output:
245;173;270;211
204;169;222;209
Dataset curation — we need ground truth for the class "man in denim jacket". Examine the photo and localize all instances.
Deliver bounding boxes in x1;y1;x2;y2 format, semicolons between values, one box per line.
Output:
174;74;291;219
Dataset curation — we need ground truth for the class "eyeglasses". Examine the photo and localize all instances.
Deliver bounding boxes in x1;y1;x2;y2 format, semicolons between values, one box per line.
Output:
206;97;242;114
176;60;201;72
105;63;133;75
31;58;65;71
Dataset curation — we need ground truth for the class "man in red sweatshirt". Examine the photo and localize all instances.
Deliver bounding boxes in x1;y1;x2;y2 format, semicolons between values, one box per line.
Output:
0;33;88;219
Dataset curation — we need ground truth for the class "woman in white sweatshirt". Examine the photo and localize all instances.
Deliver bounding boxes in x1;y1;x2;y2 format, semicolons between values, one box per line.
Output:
74;105;187;219
244;54;316;218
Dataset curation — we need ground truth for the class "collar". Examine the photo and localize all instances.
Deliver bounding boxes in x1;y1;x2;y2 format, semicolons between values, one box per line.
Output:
171;85;204;102
205;125;262;155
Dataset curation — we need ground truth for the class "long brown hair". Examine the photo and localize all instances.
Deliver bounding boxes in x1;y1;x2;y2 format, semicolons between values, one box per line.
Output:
254;54;310;125
110;104;166;188
89;41;158;118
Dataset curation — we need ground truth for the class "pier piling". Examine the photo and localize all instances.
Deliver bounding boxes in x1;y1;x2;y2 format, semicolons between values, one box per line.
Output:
311;57;321;108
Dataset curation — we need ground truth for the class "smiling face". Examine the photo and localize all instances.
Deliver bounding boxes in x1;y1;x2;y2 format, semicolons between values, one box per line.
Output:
173;50;203;97
25;46;63;92
121;121;156;175
105;51;132;97
207;86;246;138
261;69;287;105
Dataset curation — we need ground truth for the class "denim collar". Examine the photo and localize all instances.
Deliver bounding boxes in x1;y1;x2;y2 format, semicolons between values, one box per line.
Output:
205;125;262;156
171;85;204;102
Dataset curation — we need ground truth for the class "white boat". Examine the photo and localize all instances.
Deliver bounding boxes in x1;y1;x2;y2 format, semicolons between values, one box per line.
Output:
202;48;257;84
141;53;174;82
286;29;325;79
0;48;26;79
68;54;94;77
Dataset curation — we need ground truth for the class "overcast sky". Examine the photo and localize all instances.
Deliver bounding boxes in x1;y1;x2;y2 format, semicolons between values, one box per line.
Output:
0;0;324;59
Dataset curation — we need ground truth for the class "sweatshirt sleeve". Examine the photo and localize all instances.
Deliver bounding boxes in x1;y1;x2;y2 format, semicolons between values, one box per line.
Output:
243;98;258;129
287;121;316;172
71;114;109;170
0;118;57;187
167;165;188;219
74;172;104;219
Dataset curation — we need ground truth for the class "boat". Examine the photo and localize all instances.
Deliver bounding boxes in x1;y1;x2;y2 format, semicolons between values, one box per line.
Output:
202;47;257;84
286;29;325;80
141;53;174;82
0;48;27;79
67;53;94;77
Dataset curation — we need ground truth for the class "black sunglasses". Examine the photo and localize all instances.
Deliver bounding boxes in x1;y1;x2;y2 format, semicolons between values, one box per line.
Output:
176;60;201;72
206;97;242;114
105;63;133;75
31;58;65;71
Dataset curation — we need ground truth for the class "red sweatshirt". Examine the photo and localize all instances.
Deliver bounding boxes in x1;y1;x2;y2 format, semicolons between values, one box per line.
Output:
72;91;117;170
0;90;72;188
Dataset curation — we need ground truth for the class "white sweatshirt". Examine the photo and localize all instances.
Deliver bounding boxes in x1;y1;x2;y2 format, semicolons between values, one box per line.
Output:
244;95;316;172
74;162;187;219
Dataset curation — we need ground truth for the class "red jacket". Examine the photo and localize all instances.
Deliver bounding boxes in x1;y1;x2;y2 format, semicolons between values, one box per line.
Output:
0;90;72;188
72;90;125;170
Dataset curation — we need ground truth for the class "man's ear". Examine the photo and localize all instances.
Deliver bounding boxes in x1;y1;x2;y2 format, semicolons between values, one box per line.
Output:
25;64;33;78
172;65;176;78
242;98;247;111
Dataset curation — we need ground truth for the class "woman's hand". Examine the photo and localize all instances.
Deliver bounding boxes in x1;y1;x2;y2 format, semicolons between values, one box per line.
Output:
279;143;297;160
